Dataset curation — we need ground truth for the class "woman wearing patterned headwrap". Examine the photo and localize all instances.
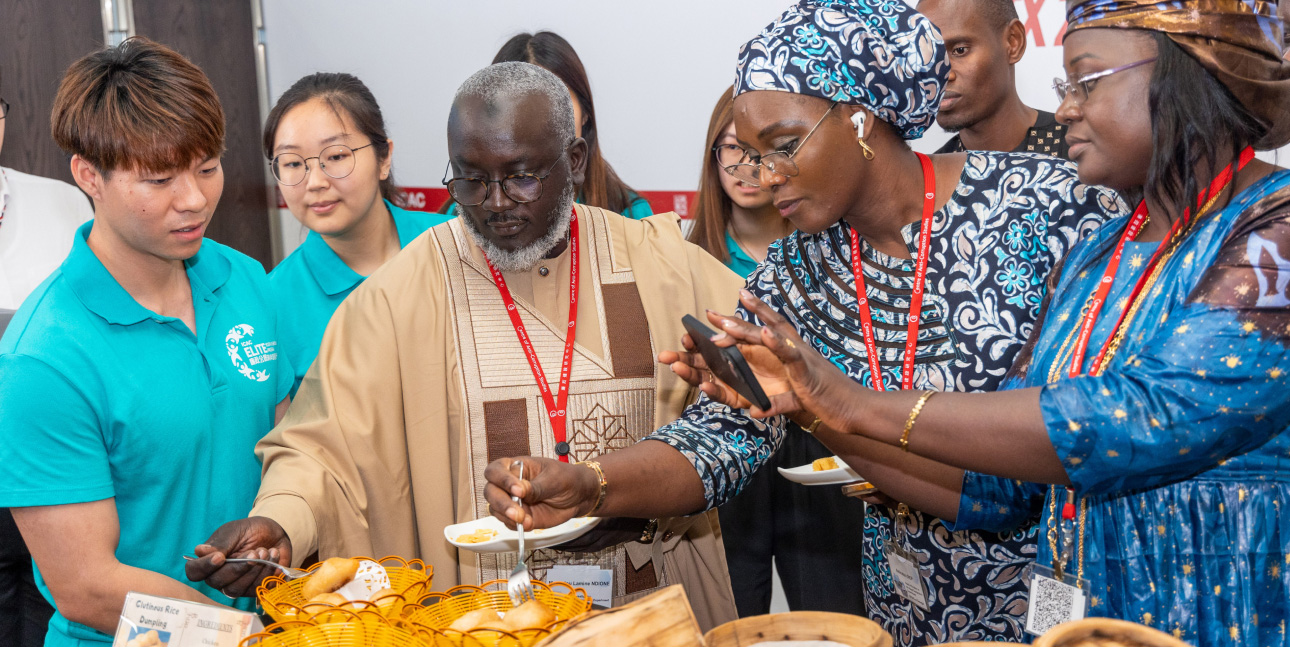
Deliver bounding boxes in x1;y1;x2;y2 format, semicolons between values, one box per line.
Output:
645;1;1290;644
481;0;1126;644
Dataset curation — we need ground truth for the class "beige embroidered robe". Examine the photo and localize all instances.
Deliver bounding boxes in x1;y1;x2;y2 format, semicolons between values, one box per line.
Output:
251;205;741;630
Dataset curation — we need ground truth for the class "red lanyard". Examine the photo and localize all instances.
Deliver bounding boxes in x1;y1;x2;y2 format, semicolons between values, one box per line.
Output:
485;209;580;462
1069;146;1254;378
851;152;936;391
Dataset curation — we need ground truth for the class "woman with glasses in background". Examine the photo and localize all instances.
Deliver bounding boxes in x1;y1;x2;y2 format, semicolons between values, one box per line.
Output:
483;0;1125;643
265;73;453;396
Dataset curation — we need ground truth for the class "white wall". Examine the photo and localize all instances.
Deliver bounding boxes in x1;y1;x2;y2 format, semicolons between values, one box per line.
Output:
260;0;1082;256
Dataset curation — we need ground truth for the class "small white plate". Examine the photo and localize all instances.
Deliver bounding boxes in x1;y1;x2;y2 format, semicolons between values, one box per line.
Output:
778;457;864;486
445;515;601;553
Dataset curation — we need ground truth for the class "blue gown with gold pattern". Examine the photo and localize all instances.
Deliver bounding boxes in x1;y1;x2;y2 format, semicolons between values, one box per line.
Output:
955;170;1290;647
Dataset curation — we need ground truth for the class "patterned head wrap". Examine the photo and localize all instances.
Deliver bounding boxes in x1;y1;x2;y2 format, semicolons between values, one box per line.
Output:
734;0;948;140
1067;0;1290;149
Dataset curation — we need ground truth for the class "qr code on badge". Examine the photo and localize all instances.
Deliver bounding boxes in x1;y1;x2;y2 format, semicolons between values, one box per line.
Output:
1026;574;1083;635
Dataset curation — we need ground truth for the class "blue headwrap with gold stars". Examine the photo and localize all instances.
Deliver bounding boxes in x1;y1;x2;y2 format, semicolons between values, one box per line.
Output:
734;0;948;140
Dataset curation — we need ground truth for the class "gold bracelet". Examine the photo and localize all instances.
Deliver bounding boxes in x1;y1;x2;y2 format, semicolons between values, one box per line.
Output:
805;416;822;433
576;460;607;517
899;391;935;452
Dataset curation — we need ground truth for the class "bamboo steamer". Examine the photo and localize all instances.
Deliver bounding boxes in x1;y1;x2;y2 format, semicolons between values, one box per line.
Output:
704;612;892;647
1033;618;1193;647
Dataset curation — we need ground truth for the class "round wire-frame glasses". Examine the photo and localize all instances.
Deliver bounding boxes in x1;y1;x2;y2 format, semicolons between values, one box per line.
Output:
270;143;375;186
720;101;839;187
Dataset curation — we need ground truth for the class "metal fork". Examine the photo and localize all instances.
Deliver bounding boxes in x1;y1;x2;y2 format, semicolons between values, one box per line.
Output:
507;460;536;606
183;554;308;580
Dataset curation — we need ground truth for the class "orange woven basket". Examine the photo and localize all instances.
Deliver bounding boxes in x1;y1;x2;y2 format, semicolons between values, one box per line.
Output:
257;556;433;623
406;580;591;647
239;613;452;647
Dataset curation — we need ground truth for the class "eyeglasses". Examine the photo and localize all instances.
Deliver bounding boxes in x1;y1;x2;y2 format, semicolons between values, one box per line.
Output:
720;101;838;187
1053;57;1156;105
443;147;569;207
0;98;9;120
270;143;375;186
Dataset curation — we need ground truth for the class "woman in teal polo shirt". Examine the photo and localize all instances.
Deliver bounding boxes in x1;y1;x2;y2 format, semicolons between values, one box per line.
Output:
265;73;453;396
0;38;292;646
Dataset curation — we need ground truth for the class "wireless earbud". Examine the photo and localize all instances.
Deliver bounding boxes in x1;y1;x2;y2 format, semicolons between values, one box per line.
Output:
851;111;867;134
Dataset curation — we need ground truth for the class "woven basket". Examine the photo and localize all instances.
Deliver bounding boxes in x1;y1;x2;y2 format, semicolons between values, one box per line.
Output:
705;611;893;647
1033;618;1194;647
257;556;433;623
239;612;449;647
405;580;591;647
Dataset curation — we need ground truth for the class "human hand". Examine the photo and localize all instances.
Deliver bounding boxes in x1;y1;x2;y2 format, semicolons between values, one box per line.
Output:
185;517;292;598
709;289;869;429
484;457;601;531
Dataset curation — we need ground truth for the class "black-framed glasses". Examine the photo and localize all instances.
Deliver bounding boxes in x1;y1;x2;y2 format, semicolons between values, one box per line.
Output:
0;98;9;120
270;143;375;186
1053;57;1156;105
720;101;838;187
443;147;569;206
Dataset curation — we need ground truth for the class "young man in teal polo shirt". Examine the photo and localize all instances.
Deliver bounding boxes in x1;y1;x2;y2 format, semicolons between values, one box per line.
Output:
0;38;292;646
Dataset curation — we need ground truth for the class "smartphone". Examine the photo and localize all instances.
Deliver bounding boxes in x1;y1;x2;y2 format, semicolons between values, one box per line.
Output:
681;314;773;411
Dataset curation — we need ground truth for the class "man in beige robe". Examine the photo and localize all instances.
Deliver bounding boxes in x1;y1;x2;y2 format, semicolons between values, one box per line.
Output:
187;62;740;630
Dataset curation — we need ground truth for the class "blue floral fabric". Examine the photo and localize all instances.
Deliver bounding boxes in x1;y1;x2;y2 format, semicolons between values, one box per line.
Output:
734;0;948;140
956;170;1290;647
648;151;1125;645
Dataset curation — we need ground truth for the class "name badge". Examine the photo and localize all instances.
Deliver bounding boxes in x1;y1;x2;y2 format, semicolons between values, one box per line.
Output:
112;592;263;647
885;543;930;611
547;565;613;608
1025;564;1091;636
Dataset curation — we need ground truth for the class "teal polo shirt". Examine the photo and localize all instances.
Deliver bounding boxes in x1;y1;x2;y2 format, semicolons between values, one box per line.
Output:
270;200;452;396
0;222;292;647
724;232;761;279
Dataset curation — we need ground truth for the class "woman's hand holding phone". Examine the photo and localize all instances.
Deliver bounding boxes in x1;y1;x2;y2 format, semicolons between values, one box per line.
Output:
658;309;804;418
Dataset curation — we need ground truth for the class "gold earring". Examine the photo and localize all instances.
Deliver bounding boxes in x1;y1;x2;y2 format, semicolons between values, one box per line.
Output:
857;136;876;160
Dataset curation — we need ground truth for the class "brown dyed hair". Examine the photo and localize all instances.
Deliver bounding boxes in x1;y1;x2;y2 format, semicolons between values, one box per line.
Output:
493;31;642;215
687;87;737;264
51;37;224;174
262;72;402;206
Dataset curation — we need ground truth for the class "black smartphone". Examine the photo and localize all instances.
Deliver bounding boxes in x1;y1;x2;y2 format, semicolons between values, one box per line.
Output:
681;314;773;411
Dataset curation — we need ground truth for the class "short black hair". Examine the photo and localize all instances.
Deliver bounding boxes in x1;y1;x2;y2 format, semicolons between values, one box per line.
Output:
979;0;1020;31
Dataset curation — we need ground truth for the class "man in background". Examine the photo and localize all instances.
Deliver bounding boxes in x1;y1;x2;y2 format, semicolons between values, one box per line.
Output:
920;0;1071;157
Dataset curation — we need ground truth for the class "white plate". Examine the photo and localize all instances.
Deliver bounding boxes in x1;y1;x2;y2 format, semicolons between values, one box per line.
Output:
445;515;601;553
778;457;864;486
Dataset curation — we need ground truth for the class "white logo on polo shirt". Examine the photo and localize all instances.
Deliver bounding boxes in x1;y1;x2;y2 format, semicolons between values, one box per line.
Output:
225;324;277;382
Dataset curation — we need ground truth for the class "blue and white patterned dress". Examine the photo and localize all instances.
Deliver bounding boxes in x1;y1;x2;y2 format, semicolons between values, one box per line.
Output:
648;151;1126;646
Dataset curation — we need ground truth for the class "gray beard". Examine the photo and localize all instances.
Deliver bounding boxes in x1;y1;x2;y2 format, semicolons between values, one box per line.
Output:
461;183;576;272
